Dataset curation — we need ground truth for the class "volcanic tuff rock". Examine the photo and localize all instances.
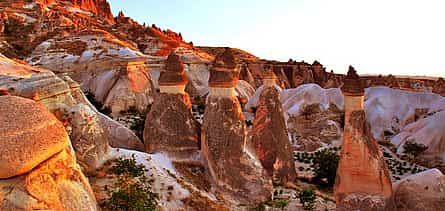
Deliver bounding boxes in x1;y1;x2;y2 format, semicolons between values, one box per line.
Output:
144;53;200;159
0;96;68;179
364;87;445;170
433;77;445;96
26;31;155;116
144;93;200;158
0;54;144;173
34;0;115;24
288;103;343;151
335;68;394;211
251;85;297;185
392;169;445;211
201;49;272;204
0;96;97;211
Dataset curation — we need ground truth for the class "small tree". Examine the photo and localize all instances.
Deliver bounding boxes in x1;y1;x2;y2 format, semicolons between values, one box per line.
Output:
103;155;158;211
311;149;339;188
298;188;316;210
403;139;428;160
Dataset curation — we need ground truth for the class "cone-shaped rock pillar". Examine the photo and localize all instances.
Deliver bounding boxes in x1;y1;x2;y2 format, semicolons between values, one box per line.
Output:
201;48;272;204
334;66;394;211
144;53;200;159
251;71;297;185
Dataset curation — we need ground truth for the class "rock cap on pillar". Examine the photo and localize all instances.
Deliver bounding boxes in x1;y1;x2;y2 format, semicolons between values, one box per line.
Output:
263;70;277;80
341;66;364;96
262;70;277;87
158;52;188;86
208;48;239;88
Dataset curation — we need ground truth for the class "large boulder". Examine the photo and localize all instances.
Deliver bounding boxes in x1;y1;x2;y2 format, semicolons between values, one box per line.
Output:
0;96;68;179
0;54;143;174
0;96;97;211
393;169;445;211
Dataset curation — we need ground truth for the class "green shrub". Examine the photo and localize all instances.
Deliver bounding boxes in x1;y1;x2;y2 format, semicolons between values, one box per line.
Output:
311;149;339;188
251;202;266;211
298;188;316;210
85;91;112;116
103;155;158;211
403;139;428;159
275;199;289;210
130;117;146;141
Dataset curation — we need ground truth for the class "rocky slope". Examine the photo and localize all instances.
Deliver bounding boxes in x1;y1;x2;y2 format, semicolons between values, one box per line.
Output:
0;96;98;211
1;0;444;210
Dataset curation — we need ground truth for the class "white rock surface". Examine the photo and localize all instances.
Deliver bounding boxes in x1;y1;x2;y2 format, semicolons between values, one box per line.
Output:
365;87;445;141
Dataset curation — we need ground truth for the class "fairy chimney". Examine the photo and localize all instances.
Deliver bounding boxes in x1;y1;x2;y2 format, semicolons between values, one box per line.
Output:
201;48;272;204
158;53;188;94
144;53;200;159
251;70;297;186
335;66;394;210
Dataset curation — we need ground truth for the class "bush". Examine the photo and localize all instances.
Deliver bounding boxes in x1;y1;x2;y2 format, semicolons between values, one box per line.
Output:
130;117;146;141
298;188;316;210
275;199;289;210
403;139;428;159
85;91;112;116
252;202;266;211
311;149;339;188
121;106;151;142
103;155;158;211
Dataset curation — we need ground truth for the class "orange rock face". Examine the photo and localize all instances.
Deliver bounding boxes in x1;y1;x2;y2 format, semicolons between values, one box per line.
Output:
35;0;115;24
208;49;240;88
251;86;297;185
433;77;445;96
158;53;188;86
0;96;69;179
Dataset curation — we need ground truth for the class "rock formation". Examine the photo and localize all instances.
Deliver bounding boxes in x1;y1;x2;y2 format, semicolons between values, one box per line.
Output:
26;32;155;116
0;55;143;173
288;103;343;151
324;70;341;88
0;96;97;210
311;60;328;86
35;0;115;24
144;52;200;159
239;62;255;86
201;48;272;204
392;168;445;211
334;66;394;211
433;77;445;96
251;71;297;185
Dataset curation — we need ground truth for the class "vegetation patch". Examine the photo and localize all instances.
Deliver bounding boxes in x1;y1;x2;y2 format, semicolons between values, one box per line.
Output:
298;188;316;211
102;155;158;211
85;91;112;115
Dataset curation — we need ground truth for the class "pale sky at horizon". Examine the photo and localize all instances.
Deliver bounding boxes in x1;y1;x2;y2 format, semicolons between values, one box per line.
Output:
108;0;445;77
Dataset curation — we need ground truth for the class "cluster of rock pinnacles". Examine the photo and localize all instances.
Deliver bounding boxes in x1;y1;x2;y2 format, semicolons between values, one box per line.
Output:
144;50;395;208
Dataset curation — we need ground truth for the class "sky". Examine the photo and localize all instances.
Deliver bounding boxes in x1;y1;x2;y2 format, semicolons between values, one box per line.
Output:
108;0;445;77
